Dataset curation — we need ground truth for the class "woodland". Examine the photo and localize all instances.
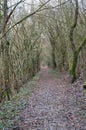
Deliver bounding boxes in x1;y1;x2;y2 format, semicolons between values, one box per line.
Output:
0;0;86;129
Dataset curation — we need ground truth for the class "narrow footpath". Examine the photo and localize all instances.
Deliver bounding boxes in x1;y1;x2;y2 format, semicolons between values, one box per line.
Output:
19;67;86;130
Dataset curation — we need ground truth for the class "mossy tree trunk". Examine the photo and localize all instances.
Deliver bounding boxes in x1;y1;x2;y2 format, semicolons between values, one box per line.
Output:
70;37;86;82
70;51;78;82
69;0;78;82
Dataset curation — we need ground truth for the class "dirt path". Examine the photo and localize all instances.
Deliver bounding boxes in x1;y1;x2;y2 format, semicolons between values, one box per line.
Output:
19;68;86;130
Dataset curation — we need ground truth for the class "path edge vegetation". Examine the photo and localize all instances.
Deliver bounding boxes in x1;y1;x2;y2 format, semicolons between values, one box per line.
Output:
0;72;40;129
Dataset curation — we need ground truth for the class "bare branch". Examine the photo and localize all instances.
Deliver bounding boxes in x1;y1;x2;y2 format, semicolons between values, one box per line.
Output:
0;0;50;39
6;0;25;25
8;0;25;9
40;0;70;11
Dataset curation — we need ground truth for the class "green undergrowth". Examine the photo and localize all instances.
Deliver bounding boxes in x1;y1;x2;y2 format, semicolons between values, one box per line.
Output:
49;68;57;75
83;81;86;93
0;72;40;130
83;89;86;93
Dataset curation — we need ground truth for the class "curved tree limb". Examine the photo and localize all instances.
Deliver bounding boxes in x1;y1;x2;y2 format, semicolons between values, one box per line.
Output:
3;0;25;31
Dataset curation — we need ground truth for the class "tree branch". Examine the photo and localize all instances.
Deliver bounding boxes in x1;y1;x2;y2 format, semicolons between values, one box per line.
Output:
40;0;70;11
6;0;25;25
0;0;50;39
8;0;25;9
78;36;86;53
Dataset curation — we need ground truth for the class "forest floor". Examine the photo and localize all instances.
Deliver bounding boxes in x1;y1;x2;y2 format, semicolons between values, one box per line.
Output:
18;67;86;130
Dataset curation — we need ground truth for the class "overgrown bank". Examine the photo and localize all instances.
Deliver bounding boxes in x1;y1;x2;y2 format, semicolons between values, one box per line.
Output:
0;73;40;130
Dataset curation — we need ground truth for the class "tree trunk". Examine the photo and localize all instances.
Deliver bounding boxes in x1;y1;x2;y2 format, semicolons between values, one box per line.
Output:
69;0;79;82
70;37;86;82
70;51;78;83
3;41;11;100
1;0;11;100
52;48;57;69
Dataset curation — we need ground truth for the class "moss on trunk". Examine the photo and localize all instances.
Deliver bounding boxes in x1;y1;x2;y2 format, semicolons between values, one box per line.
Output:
70;36;86;83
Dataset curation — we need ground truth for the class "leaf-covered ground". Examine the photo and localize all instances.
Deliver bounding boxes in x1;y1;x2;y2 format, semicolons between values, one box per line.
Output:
0;68;86;130
18;68;86;130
